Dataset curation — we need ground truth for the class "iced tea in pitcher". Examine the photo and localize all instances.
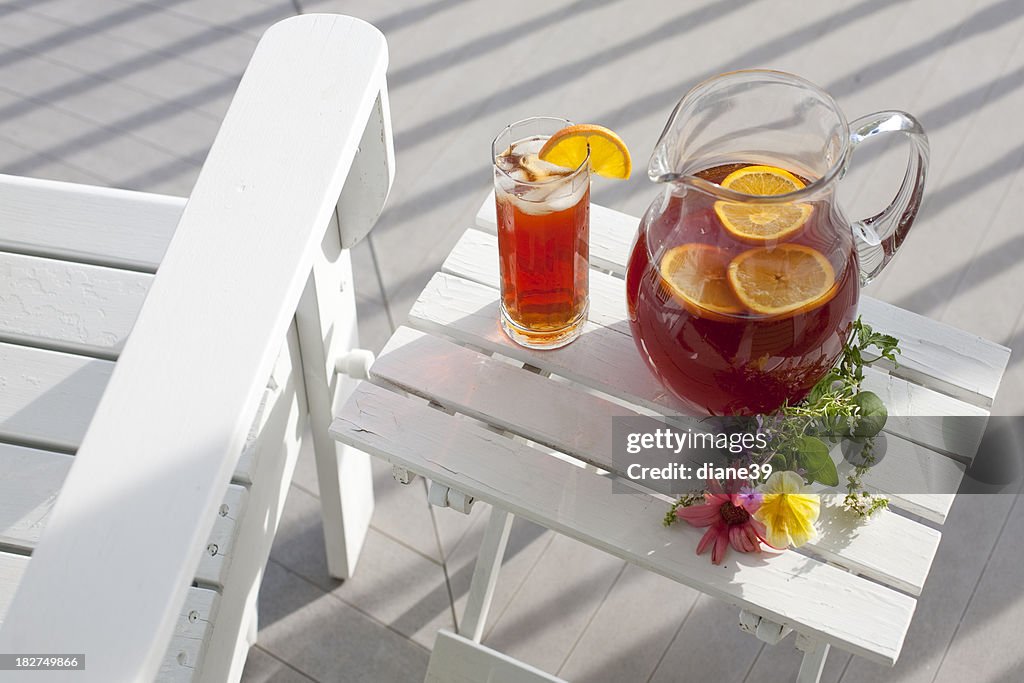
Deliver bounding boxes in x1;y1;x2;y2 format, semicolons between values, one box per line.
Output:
626;70;928;416
626;163;858;415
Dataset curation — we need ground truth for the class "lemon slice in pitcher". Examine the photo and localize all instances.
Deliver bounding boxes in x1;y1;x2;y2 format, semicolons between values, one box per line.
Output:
659;244;744;321
727;244;836;318
538;124;632;179
714;165;812;243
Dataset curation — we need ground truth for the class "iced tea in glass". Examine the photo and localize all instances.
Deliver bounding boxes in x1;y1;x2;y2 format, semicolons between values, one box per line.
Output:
492;117;590;349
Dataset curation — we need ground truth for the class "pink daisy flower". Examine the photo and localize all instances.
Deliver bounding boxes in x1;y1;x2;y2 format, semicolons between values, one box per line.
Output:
676;482;777;564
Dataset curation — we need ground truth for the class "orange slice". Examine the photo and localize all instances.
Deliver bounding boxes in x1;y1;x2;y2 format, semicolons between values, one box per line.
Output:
727;244;836;318
538;124;632;179
659;244;744;321
714;165;812;244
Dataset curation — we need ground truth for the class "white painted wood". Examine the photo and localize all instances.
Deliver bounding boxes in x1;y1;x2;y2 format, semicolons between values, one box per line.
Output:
195;485;248;588
0;15;391;681
857;297;1009;407
0;173;184;273
0;252;151;359
372;326;959;522
460;506;513;641
295;218;374;580
198;324;308;683
796;635;830;683
0;441;248;588
0;552;27;628
332;383;917;665
336;88;395;249
159;588;220;682
371;327;942;593
426;630;568;683
409;273;984;470
0;342;112;452
475;194;1011;405
0;444;71;548
0;341;276;488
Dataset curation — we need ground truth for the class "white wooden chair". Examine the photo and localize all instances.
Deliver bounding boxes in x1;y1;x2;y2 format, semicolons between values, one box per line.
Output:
0;14;391;682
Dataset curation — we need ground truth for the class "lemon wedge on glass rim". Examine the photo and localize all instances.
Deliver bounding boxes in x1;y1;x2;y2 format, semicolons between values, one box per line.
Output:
538;124;632;179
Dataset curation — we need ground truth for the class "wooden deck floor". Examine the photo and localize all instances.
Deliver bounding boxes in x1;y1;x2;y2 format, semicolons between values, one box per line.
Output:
0;1;1021;681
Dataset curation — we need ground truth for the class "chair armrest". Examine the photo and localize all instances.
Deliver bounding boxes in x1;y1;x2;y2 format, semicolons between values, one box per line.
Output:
0;14;391;681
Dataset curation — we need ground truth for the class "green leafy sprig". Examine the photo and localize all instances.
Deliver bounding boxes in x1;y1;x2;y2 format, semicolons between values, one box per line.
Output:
665;318;899;526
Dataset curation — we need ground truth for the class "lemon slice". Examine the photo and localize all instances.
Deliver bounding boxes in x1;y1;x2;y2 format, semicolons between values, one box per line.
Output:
727;244;836;318
659;244;744;321
538;124;631;179
714;165;812;243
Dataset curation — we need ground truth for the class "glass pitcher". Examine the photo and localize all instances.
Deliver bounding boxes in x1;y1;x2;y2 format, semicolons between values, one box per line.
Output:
625;70;929;416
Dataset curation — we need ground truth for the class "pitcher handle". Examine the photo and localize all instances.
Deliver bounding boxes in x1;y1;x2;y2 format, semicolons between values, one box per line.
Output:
847;111;930;284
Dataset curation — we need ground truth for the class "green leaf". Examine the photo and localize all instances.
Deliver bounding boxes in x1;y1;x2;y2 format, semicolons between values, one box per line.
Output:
797;436;839;486
850;391;887;438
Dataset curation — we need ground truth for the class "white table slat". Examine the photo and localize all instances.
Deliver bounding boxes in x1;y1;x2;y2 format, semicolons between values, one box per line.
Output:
475;193;1011;405
410;271;985;468
372;326;941;594
332;382;916;665
0;174;184;273
0;252;151;359
442;229;990;460
376;325;960;523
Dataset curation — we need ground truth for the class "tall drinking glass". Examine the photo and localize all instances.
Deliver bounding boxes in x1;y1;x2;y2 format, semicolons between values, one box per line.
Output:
492;117;590;349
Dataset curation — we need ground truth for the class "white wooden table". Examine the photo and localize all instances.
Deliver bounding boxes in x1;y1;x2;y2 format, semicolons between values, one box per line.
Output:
0;14;390;682
332;193;1011;682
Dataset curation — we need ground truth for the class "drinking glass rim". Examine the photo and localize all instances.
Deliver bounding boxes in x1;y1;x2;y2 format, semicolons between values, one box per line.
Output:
653;69;852;203
492;116;591;186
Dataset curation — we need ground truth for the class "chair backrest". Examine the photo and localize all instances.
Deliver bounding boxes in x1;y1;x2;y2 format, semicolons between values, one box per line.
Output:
0;14;392;681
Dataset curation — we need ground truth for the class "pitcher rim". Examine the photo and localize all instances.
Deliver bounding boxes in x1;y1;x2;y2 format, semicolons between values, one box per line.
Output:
652;69;851;203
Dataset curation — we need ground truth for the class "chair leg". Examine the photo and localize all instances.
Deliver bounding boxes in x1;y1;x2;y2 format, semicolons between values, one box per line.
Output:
295;234;374;580
460;507;514;642
796;635;830;683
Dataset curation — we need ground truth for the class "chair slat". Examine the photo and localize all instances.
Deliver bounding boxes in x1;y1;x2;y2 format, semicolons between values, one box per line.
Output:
0;252;152;359
332;382;916;665
159;588;220;682
0;174;184;273
0;342;112;452
0;442;248;589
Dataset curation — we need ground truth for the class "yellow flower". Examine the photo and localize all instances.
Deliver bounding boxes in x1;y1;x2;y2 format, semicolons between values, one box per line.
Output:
754;471;820;548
